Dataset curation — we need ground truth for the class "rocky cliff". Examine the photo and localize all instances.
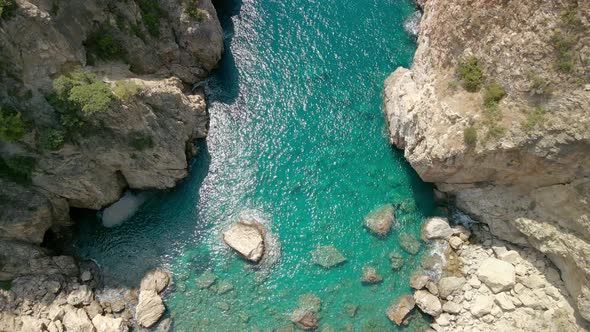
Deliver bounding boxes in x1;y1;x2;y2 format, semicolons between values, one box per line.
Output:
385;0;589;322
0;0;223;278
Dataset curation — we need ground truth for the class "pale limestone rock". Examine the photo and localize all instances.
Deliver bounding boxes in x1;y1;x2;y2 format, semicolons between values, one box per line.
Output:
414;290;442;317
494;293;515;311
449;236;463;250
67;285;93;306
442;301;462;314
92;315;128;332
471;295;494;317
477;258;515;293
63;308;94;332
140;269;171;293
498;251;520;264
223;220;266;263
135;290;165;328
410;274;430;290
521;275;545;289
386;295;415;326
438;276;466;299
421;217;453;240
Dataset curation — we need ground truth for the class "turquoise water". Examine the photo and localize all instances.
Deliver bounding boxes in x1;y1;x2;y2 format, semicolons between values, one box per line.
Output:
73;0;435;330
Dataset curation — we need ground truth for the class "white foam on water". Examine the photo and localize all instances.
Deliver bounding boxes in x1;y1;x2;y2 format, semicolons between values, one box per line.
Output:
403;10;422;37
101;192;147;228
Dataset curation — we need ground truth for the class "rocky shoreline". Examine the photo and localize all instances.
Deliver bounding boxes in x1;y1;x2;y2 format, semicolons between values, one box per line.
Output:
393;216;588;331
385;0;590;323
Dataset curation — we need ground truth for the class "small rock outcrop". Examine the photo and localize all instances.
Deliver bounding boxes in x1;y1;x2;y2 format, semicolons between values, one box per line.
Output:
421;217;453;240
290;308;318;330
92;315;128;332
361;266;383;284
310;245;347;268
386;295;415;326
135;269;171;328
414;290;442;317
363;204;395;236
223;220;266;263
476;258;515;293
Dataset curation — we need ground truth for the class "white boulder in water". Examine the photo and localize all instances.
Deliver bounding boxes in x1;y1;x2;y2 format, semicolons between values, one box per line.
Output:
223;219;266;263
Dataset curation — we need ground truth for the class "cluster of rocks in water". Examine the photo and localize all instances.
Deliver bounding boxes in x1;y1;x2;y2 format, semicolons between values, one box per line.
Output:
0;255;173;332
386;217;587;332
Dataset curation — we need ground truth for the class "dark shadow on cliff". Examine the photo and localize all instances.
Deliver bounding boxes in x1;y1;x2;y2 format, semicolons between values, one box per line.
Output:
67;140;213;288
206;0;243;104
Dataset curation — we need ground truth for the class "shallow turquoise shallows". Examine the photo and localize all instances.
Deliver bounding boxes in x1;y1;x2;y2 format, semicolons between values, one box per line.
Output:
73;0;435;330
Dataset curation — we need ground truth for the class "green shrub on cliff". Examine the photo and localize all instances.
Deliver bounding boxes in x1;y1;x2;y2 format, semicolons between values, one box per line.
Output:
113;81;142;101
0;108;25;142
40;128;65;151
0;155;36;183
463;126;477;146
551;30;574;72
522;107;547;132
483;81;506;108
137;0;166;37
0;0;17;19
53;70;113;114
457;56;484;92
130;131;154;151
84;28;126;65
47;70;114;139
185;1;208;22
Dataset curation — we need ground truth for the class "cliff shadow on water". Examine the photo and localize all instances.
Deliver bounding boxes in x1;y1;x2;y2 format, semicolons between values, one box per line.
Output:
207;0;243;104
69;140;213;287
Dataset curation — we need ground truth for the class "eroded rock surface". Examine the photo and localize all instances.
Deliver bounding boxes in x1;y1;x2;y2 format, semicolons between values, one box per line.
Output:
384;0;590;320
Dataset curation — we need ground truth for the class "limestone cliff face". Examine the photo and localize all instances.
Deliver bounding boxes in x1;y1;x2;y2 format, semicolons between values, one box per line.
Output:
385;0;590;321
0;0;223;278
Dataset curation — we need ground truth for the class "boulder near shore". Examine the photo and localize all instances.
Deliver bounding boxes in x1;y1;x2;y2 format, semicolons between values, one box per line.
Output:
223;219;267;263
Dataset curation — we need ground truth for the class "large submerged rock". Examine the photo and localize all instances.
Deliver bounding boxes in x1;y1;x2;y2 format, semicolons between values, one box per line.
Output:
386;295;415;326
310;245;347;268
223;219;266;263
363;204;395;236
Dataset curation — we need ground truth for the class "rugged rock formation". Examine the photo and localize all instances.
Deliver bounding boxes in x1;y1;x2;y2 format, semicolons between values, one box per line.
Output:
0;0;223;279
384;0;590;320
223;219;266;263
415;216;585;331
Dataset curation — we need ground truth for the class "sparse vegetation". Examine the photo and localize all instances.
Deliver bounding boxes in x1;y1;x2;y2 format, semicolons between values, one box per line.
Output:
113;81;142;101
483;103;505;139
551;5;582;73
483;81;506;108
448;80;459;92
137;0;166;37
84;27;126;65
185;1;208;22
0;155;36;183
130;132;154;151
551;30;575;72
0;0;17;19
47;70;114;138
463;126;477;146
53;70;114;114
0;108;25;142
522;107;547;131
40;128;65;151
457;56;484;92
527;71;552;97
